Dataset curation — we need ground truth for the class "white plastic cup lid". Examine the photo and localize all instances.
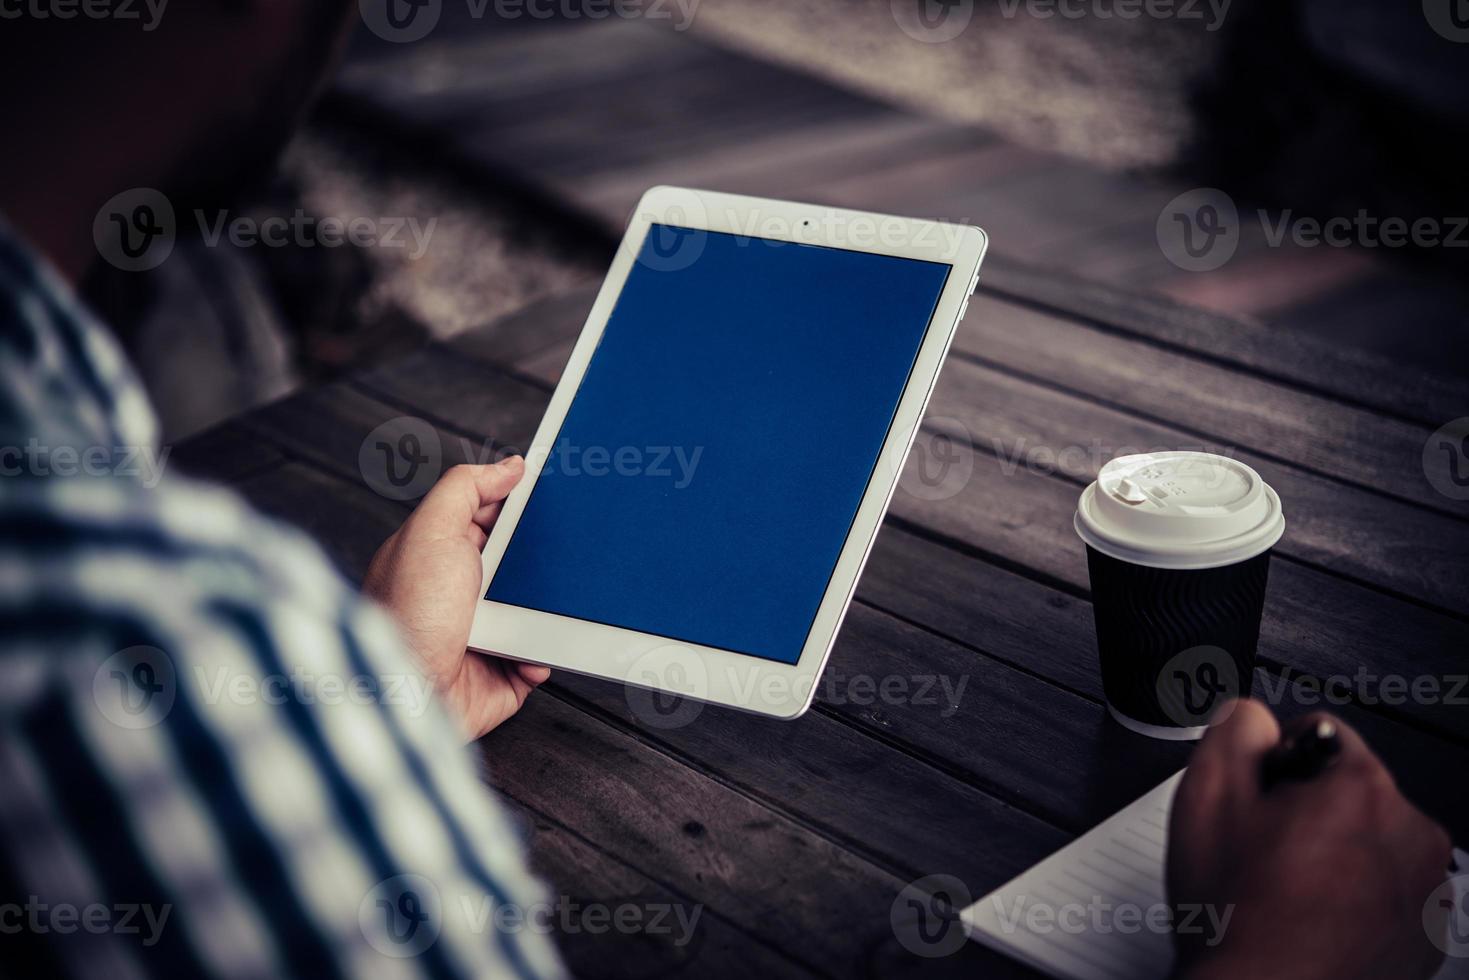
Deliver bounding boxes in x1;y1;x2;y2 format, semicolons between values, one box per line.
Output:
1074;452;1284;570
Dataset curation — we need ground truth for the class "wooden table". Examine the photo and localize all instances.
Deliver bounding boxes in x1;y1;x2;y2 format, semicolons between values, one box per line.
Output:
176;20;1469;979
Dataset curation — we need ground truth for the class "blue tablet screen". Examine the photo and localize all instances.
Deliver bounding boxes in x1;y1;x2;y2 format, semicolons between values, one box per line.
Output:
485;226;951;664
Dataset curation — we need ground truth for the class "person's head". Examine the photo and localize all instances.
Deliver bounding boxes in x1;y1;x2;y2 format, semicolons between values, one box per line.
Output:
0;0;358;279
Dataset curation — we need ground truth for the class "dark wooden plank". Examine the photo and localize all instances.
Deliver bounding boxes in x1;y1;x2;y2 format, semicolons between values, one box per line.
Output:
955;292;1468;519
337;21;717;136
1151;239;1378;319
483;692;918;978
886;429;1469;744
854;526;1469;843
448;287;604;370
354;344;551;454
925;329;1469;615
515;775;1041;980
338;18;1463;429
976;255;1467;428
508;798;816;980
551;658;1073;878
571;115;991;224
822;604;1188;832
172;418;285;484
1266;266;1469;383
233;461;401;585
333;21;887;213
230;353;551;504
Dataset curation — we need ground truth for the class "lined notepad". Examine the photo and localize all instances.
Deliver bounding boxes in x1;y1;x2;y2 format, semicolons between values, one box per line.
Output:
962;772;1469;980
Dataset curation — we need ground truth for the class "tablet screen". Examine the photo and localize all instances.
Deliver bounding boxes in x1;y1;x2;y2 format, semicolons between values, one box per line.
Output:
485;225;951;664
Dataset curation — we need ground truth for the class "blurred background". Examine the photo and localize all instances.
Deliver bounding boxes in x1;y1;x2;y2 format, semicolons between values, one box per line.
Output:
82;0;1469;441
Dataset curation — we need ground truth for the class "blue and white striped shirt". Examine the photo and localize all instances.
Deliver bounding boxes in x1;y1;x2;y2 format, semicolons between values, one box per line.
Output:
0;221;565;979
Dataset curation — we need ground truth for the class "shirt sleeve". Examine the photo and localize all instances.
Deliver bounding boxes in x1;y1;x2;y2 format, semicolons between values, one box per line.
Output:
0;473;568;980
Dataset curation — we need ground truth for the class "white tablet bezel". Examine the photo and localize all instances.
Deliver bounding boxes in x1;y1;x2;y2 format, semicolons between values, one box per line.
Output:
469;187;987;719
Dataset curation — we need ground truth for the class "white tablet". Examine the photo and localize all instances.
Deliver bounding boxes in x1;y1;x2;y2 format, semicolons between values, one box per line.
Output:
470;187;987;719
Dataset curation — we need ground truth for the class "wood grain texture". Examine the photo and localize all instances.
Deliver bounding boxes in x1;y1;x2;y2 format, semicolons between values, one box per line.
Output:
931;305;1469;615
428;289;1469;742
976;254;1466;428
506;797;818;979
233;461;402;585
171;418;284;485
183;326;1469;980
954;294;1466;520
227;357;1469;822
334;17;1467;430
886;428;1469;744
484;693;915;979
855;525;1469;840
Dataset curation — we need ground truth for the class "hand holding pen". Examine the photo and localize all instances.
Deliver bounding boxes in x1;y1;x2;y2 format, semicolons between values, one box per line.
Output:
1167;699;1453;980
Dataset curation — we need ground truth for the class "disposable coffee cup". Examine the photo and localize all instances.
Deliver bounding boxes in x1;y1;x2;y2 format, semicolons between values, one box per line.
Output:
1074;452;1285;740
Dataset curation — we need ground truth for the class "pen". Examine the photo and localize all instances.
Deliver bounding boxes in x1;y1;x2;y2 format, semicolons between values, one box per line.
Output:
1261;718;1342;790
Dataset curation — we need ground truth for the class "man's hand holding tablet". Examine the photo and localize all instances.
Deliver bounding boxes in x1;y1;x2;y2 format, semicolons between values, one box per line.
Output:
366;457;550;740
